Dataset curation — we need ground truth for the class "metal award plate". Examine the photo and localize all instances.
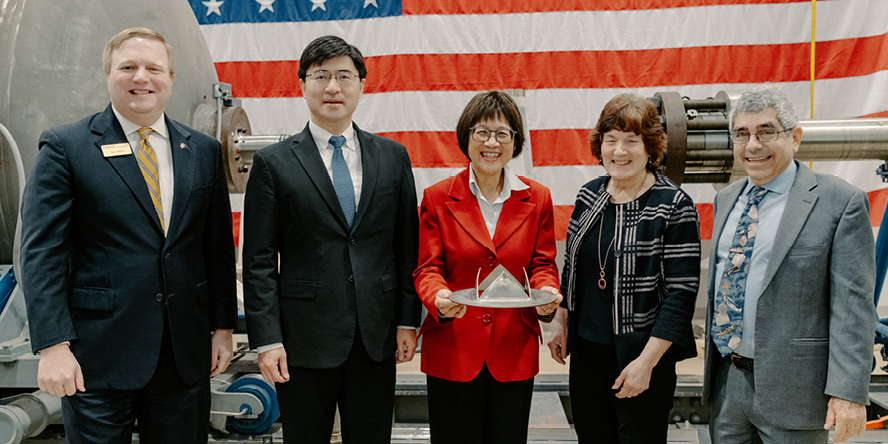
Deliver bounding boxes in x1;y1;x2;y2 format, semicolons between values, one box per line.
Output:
448;265;557;308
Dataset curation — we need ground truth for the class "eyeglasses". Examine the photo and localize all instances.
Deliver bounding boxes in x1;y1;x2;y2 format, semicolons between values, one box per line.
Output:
731;128;793;144
470;127;517;144
305;70;359;85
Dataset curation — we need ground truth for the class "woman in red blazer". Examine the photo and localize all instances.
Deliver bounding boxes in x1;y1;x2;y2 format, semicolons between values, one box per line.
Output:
413;91;562;444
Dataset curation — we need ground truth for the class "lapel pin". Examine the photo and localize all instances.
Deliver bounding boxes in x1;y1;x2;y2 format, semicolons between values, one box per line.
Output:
180;143;187;149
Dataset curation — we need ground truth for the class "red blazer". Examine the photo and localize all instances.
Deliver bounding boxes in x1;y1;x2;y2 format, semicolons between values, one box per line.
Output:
413;168;559;382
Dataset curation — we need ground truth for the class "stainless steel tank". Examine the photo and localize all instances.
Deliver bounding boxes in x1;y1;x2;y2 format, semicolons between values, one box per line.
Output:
0;0;221;263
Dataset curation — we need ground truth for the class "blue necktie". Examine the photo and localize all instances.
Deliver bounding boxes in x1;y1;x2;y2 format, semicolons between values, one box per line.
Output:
329;135;355;227
711;186;769;357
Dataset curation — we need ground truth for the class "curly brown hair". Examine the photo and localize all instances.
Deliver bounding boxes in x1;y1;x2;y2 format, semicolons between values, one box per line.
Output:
589;94;666;172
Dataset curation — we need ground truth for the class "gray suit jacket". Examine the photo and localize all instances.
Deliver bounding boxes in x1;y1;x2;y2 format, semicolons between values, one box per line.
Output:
702;161;875;429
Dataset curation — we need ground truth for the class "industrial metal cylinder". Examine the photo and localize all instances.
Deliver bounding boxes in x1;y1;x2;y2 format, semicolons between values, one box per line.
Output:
655;91;888;184
0;0;220;262
796;119;888;161
0;391;62;444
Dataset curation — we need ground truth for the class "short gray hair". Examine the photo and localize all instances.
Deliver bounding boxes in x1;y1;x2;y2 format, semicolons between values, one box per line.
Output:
731;84;799;131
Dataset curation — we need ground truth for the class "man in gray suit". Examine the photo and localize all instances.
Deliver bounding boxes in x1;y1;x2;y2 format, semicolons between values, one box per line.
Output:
702;85;875;443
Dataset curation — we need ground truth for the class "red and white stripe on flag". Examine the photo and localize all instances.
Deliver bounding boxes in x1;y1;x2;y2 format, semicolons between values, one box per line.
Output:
192;0;888;244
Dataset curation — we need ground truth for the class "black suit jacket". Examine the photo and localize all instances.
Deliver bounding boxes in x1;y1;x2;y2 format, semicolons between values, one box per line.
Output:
242;123;420;368
20;104;237;389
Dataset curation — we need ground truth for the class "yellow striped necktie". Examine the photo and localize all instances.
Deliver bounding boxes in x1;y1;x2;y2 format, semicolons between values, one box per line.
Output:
136;127;164;231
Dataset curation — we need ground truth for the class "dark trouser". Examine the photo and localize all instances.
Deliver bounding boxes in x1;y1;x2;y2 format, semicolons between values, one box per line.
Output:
62;321;210;444
275;329;396;444
709;357;828;444
569;337;676;444
426;364;534;444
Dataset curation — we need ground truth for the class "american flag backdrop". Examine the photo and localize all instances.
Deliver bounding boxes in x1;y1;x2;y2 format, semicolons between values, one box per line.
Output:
188;0;888;243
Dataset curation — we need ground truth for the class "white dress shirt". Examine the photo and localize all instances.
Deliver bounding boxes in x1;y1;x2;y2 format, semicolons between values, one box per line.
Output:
468;164;529;238
112;107;174;236
308;121;363;208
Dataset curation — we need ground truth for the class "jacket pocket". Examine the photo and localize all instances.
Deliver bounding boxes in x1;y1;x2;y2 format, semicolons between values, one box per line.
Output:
381;273;397;292
69;287;115;311
792;337;829;359
280;279;318;299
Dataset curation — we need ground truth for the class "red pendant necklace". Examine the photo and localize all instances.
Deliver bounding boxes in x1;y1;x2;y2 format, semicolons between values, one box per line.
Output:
598;174;650;290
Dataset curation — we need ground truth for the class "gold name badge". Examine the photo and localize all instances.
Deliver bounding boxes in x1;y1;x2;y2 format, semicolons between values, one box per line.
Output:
101;143;132;157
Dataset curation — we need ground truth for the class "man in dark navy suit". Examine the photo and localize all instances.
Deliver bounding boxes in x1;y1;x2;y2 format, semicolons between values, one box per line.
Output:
20;27;236;443
243;35;421;443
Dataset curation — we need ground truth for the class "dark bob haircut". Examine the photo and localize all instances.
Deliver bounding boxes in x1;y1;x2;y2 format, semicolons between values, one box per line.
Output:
455;91;525;161
297;35;367;81
589;93;666;172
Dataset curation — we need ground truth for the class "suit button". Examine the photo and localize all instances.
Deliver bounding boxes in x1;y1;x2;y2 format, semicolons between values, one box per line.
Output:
349;238;356;245
348;274;354;283
154;293;163;302
487;256;496;267
482;313;491;324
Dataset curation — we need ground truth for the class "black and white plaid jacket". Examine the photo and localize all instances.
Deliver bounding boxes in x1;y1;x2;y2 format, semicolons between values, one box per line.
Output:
561;173;701;353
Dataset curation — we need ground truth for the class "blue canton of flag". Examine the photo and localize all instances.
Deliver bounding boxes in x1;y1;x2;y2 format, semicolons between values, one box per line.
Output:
190;0;403;25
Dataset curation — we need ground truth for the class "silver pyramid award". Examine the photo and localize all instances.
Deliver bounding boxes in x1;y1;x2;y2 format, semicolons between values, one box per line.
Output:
448;265;557;308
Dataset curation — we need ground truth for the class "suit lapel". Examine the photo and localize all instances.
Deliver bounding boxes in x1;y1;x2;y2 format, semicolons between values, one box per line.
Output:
290;124;351;230
92;105;163;234
352;124;377;231
445;169;496;254
492;187;534;249
759;163;818;295
709;180;746;264
166;118;196;241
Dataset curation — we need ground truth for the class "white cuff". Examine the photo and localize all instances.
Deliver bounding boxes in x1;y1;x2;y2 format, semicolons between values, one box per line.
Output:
257;342;284;353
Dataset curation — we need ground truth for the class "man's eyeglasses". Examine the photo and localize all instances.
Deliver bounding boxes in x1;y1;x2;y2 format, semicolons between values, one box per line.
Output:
731;128;793;144
305;70;359;85
470;127;517;144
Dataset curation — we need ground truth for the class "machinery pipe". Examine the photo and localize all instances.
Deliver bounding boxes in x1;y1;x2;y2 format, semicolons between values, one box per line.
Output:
0;123;24;206
796;119;888;161
235;134;290;155
0;391;62;444
680;172;732;184
685;150;734;161
655;90;888;184
686;119;730;131
682;99;729;110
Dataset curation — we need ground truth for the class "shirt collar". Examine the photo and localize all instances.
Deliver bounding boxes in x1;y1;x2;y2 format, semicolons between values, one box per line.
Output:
111;105;168;139
743;159;797;196
468;164;529;201
309;120;356;152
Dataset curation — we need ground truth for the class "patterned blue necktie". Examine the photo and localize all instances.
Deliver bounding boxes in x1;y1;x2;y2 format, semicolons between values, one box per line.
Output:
329;135;355;227
711;186;769;357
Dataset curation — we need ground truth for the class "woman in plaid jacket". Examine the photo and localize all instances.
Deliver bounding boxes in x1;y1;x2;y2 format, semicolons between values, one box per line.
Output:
547;93;701;444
